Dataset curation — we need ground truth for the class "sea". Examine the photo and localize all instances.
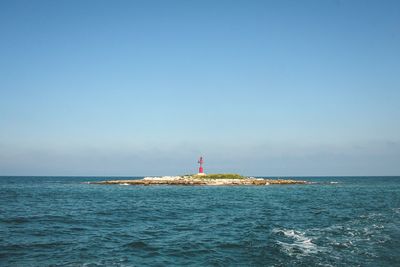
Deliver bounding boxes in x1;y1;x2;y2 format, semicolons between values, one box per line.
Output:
1;176;399;267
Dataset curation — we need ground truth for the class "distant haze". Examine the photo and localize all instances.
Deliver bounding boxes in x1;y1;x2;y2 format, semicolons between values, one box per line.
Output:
0;0;399;176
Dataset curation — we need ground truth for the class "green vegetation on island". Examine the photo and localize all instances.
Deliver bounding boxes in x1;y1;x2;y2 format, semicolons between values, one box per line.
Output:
193;173;246;179
92;174;308;186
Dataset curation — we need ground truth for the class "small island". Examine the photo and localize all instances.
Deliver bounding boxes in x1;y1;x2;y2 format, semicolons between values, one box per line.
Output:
91;173;308;186
92;158;308;186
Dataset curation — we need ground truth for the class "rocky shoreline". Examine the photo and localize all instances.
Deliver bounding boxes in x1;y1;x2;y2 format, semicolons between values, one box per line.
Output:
91;176;308;186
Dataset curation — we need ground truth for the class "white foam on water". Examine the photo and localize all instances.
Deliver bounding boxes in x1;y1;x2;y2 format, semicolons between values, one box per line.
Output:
312;216;392;256
120;183;130;185
372;224;384;229
273;228;320;257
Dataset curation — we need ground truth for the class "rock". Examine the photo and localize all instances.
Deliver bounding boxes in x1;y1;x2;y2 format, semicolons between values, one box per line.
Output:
90;176;308;186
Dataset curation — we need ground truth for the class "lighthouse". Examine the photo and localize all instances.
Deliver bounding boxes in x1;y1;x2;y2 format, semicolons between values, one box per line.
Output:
197;156;206;176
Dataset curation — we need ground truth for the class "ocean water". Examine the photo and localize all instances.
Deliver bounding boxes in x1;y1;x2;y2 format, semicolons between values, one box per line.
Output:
1;176;399;266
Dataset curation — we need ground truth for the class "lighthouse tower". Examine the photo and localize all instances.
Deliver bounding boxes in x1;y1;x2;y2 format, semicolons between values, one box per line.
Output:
197;156;206;176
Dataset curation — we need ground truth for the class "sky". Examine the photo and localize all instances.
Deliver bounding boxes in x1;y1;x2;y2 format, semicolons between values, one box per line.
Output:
0;0;399;176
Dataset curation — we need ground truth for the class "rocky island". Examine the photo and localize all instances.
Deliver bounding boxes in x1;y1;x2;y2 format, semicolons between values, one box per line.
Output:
91;174;308;186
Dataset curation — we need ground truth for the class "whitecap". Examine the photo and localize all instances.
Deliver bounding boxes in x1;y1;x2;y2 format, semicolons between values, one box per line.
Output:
273;228;320;256
372;224;384;229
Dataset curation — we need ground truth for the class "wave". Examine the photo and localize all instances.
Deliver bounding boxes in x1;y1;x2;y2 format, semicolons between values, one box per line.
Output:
272;228;320;256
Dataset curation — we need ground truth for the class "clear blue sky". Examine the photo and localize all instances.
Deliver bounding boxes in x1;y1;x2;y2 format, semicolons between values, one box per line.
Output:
1;0;399;176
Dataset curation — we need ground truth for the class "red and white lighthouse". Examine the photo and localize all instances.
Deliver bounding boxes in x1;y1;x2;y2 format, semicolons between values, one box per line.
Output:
197;156;205;175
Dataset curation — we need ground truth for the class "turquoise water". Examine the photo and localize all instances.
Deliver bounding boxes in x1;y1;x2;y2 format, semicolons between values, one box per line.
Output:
1;176;399;266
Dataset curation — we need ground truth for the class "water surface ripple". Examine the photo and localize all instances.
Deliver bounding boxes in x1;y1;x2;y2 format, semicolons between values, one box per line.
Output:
1;176;399;266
